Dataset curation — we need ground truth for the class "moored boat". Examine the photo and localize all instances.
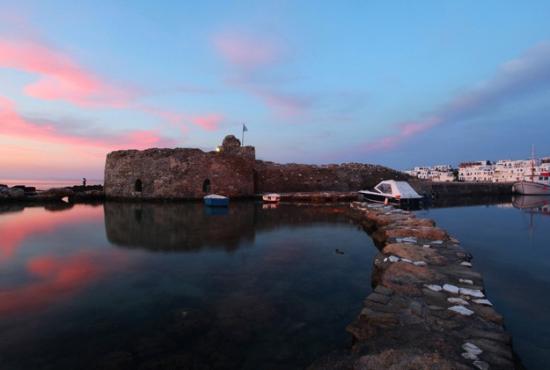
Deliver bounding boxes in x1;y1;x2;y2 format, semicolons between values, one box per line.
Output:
512;146;550;195
359;180;423;208
262;193;280;203
512;179;550;195
203;194;229;207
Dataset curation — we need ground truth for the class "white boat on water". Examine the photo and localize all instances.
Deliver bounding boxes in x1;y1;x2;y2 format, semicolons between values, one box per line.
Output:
513;173;550;195
359;180;423;207
513;180;550;195
262;193;280;203
512;146;550;195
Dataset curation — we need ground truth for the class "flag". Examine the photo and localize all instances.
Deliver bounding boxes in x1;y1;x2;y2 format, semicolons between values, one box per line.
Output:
243;124;248;132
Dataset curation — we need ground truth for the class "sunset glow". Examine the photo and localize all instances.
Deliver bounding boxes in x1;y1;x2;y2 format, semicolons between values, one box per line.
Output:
1;1;550;179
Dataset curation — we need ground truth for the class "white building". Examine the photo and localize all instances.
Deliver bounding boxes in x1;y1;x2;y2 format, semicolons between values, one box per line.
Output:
407;165;456;182
492;159;534;183
410;156;549;183
458;161;494;182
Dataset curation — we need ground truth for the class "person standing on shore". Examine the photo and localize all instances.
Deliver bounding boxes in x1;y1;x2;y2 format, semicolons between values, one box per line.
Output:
82;178;87;187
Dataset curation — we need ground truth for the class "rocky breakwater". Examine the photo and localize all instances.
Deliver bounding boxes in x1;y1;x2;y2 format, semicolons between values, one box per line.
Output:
345;202;515;370
0;184;104;203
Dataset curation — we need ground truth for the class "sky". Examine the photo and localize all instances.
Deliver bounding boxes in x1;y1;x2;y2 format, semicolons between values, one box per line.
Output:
1;0;550;180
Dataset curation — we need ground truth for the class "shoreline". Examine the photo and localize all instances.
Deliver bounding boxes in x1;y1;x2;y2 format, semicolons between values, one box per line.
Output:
310;202;516;369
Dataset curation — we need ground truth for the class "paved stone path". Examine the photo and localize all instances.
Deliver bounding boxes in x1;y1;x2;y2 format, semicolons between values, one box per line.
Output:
345;202;516;369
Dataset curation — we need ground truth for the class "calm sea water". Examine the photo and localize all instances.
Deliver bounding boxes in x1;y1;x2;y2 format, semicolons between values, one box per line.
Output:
2;198;549;369
418;196;550;370
0;202;375;370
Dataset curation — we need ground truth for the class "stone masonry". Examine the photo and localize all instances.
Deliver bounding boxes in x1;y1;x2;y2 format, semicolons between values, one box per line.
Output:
104;135;409;200
331;202;515;370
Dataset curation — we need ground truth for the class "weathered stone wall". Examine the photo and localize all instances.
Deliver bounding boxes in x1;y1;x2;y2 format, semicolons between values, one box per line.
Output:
104;135;411;200
411;180;513;197
254;161;410;193
104;147;255;199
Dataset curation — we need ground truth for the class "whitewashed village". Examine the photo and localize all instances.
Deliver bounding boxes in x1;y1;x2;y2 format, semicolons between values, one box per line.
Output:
406;156;550;183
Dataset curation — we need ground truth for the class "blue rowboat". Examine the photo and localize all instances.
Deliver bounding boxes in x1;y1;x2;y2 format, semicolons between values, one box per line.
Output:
203;194;229;207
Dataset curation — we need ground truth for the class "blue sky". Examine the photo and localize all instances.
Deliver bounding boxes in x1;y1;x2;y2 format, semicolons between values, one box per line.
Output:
1;0;550;179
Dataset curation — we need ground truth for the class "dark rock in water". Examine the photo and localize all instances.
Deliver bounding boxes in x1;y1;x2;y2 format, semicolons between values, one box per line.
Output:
69;189;105;202
335;248;345;255
7;187;25;199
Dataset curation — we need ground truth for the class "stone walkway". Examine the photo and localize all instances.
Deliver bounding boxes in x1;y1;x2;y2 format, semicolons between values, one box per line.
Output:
311;202;517;370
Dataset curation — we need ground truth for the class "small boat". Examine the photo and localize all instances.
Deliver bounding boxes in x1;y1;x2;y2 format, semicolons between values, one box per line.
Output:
359;180;423;207
203;194;229;207
262;193;280;203
513;174;550;195
512;146;550;195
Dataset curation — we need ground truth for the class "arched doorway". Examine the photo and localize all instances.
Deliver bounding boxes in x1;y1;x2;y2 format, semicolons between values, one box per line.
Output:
202;179;211;193
135;179;143;192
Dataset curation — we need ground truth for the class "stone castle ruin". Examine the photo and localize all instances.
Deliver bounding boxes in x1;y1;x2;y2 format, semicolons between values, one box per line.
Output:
104;135;408;199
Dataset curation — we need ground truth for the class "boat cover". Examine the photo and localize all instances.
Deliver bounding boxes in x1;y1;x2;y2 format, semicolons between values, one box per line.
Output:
369;180;422;199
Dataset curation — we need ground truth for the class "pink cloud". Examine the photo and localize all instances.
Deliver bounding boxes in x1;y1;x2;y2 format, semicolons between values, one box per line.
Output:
364;118;442;151
244;84;311;117
190;113;224;131
0;37;215;131
362;41;550;152
138;104;185;125
213;31;310;118
213;32;283;70
0;96;176;151
0;39;136;107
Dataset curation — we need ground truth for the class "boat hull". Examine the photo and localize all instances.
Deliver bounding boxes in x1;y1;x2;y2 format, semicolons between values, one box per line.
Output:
203;197;229;207
262;195;280;203
513;181;550;195
359;192;422;208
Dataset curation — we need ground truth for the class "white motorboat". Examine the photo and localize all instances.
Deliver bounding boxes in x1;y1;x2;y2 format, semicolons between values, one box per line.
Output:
262;193;280;203
359;180;423;207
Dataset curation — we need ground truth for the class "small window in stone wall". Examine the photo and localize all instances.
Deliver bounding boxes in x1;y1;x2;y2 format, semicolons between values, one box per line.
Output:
135;179;143;192
203;179;211;193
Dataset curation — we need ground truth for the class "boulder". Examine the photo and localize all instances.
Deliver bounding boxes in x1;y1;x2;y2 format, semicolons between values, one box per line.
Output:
375;262;444;295
376;226;448;243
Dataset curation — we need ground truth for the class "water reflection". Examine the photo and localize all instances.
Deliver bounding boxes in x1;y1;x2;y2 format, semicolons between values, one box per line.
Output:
0;204;102;262
418;200;550;369
104;201;353;253
512;195;550;214
105;202;256;252
0;202;374;370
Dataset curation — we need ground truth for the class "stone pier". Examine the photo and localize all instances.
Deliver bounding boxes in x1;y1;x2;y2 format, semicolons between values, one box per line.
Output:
312;202;516;369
